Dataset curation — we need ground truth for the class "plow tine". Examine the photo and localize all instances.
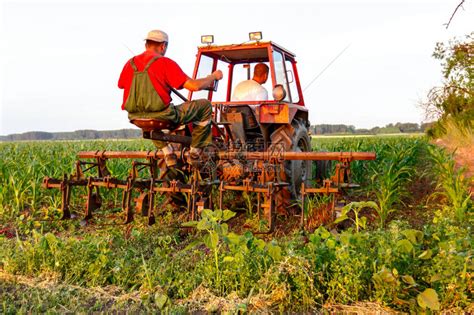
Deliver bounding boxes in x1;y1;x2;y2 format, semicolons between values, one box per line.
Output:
301;182;305;229
190;181;197;221
85;180;102;221
261;183;275;234
122;177;134;224
266;186;276;234
85;178;93;220
218;181;224;210
60;175;72;220
43;175;73;220
147;178;156;226
253;183;277;234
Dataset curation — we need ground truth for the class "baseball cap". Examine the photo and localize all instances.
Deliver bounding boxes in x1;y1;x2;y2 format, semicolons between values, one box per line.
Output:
145;30;169;43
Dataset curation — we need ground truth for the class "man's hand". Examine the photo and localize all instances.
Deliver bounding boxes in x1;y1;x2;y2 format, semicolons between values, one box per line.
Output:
184;69;224;92
212;70;223;81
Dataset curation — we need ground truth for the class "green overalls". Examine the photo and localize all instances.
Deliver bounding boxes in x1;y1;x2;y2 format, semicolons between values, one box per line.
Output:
124;55;212;149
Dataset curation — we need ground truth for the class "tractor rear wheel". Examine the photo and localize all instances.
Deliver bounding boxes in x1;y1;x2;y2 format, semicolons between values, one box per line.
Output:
314;159;332;182
270;119;312;214
159;163;188;210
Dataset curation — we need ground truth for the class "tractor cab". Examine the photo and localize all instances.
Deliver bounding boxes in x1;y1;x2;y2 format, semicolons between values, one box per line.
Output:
186;34;309;144
189;35;305;107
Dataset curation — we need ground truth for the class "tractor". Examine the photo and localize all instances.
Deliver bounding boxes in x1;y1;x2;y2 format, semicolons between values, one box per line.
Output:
43;34;375;233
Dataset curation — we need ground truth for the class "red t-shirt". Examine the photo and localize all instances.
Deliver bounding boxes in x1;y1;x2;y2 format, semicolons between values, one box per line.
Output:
118;51;189;109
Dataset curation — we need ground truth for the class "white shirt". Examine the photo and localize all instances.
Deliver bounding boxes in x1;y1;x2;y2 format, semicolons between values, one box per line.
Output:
231;79;268;101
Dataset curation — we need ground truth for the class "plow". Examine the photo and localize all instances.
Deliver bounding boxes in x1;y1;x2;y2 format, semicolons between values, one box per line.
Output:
43;147;375;232
42;35;376;232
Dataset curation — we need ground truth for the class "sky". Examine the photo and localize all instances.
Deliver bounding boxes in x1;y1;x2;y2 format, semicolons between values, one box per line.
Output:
0;0;473;135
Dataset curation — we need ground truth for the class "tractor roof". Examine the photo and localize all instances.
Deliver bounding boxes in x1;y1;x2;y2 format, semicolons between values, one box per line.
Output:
197;41;296;63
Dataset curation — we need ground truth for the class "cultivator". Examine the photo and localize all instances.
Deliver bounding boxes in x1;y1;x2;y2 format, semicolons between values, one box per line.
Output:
42;38;377;232
43;146;375;232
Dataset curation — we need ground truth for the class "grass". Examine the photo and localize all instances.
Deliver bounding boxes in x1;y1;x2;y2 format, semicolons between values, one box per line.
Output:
0;135;472;313
1;271;151;313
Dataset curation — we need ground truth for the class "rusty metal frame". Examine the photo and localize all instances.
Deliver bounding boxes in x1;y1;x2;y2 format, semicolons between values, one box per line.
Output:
43;149;375;231
299;156;358;230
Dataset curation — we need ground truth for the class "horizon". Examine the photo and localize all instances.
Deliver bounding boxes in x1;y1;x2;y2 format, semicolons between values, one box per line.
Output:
0;121;430;137
1;0;473;136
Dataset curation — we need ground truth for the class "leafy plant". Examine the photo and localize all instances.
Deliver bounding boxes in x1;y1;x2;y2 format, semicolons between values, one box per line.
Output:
428;145;473;223
369;140;419;227
182;209;236;293
334;201;377;232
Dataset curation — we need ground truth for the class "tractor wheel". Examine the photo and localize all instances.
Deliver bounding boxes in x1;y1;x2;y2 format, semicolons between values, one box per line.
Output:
314;159;333;182
270;119;312;214
158;160;188;211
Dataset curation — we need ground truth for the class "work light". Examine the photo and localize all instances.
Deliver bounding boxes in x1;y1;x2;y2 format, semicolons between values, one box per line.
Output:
201;35;214;45
249;31;262;41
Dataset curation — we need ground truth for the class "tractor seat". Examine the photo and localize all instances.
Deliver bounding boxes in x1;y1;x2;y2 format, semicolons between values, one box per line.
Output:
130;118;180;132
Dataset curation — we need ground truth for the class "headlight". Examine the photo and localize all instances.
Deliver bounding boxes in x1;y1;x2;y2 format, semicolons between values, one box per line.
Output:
201;35;214;45
249;31;262;41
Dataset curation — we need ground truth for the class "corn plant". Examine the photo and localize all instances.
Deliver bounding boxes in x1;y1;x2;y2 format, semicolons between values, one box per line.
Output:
427;145;472;223
369;140;420;227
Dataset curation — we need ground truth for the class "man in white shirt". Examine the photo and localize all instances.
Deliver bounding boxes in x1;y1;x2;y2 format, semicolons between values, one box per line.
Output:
232;63;269;101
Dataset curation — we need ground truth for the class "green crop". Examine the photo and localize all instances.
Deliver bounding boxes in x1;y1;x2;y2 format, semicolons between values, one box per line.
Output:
0;136;472;313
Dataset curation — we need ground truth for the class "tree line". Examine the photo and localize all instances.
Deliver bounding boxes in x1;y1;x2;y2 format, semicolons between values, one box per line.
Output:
310;122;432;135
0;122;430;141
0;129;142;141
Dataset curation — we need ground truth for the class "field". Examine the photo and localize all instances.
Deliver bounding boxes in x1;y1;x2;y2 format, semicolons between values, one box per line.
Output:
0;136;472;313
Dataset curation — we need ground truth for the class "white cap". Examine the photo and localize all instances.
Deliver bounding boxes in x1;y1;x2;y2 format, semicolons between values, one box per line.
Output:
145;30;169;43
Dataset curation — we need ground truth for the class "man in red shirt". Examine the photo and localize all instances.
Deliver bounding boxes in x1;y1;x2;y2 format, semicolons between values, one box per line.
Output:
118;29;223;161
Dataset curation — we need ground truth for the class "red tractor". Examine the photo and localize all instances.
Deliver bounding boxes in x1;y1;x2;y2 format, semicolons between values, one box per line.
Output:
43;34;375;233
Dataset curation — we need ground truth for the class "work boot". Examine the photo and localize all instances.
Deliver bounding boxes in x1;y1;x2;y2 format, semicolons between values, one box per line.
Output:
187;147;202;166
162;144;177;167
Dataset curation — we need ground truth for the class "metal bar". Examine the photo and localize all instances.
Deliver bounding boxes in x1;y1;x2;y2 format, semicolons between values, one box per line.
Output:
78;150;376;161
42;177;88;188
222;185;270;194
152;187;192;194
146;131;192;146
219;151;376;161
78;151;163;159
303;187;339;194
90;181;128;189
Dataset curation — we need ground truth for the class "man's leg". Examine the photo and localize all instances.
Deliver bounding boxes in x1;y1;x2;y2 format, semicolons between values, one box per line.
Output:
152;140;166;150
174;99;213;148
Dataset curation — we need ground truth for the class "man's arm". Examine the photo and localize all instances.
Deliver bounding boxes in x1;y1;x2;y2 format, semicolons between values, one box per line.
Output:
118;61;131;89
183;70;223;91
